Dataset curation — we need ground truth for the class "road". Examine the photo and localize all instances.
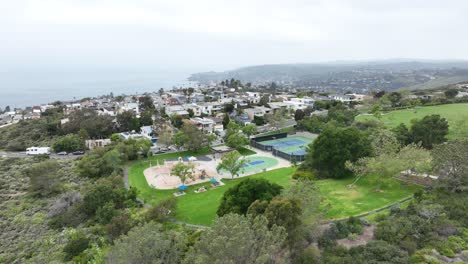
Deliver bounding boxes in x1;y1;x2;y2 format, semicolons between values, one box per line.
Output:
0;151;82;160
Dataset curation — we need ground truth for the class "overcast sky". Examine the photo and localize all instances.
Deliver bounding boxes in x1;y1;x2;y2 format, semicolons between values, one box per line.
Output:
1;0;468;72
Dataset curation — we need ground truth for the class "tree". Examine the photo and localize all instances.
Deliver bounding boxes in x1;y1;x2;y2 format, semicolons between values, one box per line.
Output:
263;197;303;247
173;131;187;151
171;115;184;129
259;95;270;107
187;108;194;118
53;134;85;153
138;95;155;111
283;180;321;223
444;88;459;98
117;110;140;132
387;92;403;107
157;129;173;148
370;104;382;119
410;114;449;149
242;124;257;138
106;212;135;241
222;113;230;129
369;128;400;156
106;222;187;264
266;108;287;130
432;140;468;193
63;232;90;261
24;160;61;196
76;148;118;178
158;88;164;96
216;150;248;179
351;240;409;264
62;109;115;139
305;126;372;178
327;104;358;126
253;115;265;126
223;103;235;113
145;197;177;223
179;122;209;151
139;111;153;126
346;144;432;187
392;123;411;146
226;132;248;149
294;109;305;121
217;178;282;216
185;214;288;264
171;162;195;184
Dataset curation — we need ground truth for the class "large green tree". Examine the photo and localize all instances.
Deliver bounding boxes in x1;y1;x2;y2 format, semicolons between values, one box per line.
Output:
410;114;449;149
346;144;432;187
217;178;282;216
171;162;195;184
216;150;248;179
53;134;85;153
432;140;468;193
117;110;140;132
24;159;62;196
185;214;288;264
305;126;372;178
226;132;248;149
106;222;187;264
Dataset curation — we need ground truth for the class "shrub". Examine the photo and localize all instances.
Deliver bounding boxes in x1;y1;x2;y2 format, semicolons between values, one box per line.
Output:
53;134;84;153
292;170;315;181
217;178;282;216
63;232;91;261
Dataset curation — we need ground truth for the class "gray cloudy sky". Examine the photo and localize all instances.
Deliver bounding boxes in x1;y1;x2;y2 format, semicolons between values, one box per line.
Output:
1;0;468;71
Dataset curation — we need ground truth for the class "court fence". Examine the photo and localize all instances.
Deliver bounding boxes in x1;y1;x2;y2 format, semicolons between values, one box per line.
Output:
250;133;307;162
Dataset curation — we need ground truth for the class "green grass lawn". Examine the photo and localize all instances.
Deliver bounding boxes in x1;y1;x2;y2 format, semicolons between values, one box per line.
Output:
129;152;421;226
317;175;421;220
236;146;257;156
356;103;468;139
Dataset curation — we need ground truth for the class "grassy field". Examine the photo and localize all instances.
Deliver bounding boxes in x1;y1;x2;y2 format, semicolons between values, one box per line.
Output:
356;103;468;139
129;153;421;226
236;146;257;156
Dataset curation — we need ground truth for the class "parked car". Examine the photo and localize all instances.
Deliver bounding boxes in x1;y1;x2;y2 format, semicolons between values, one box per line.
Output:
72;151;85;155
57;151;68;155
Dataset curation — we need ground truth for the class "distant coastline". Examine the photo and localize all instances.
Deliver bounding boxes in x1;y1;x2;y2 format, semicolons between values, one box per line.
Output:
0;69;197;109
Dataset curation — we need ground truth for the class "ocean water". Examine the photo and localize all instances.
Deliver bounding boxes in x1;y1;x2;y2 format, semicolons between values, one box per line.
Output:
0;69;197;109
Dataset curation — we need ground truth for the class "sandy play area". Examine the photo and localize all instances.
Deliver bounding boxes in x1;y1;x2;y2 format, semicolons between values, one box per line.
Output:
144;160;218;190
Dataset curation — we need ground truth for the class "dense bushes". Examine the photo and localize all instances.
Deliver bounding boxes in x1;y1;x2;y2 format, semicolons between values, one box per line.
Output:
53;134;85;152
217;178;283;216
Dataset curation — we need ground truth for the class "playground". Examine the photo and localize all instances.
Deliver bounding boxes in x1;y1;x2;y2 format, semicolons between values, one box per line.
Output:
143;153;283;190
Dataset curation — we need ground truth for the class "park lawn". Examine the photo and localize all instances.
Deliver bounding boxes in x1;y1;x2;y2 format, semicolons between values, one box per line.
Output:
130;153;421;226
236;146;257;156
364;199;413;223
317;175;422;220
355;103;468;140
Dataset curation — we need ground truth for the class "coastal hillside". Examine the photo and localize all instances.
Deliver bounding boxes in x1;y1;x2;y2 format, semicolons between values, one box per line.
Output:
189;60;468;93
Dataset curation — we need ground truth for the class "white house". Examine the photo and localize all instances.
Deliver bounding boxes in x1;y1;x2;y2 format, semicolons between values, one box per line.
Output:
244;106;273;120
198;102;223;116
121;102;139;114
329;94;352;103
165;105;189;117
189;117;216;133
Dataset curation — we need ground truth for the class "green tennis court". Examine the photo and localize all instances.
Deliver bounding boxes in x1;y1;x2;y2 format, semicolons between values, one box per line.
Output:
259;136;314;155
240;156;279;173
